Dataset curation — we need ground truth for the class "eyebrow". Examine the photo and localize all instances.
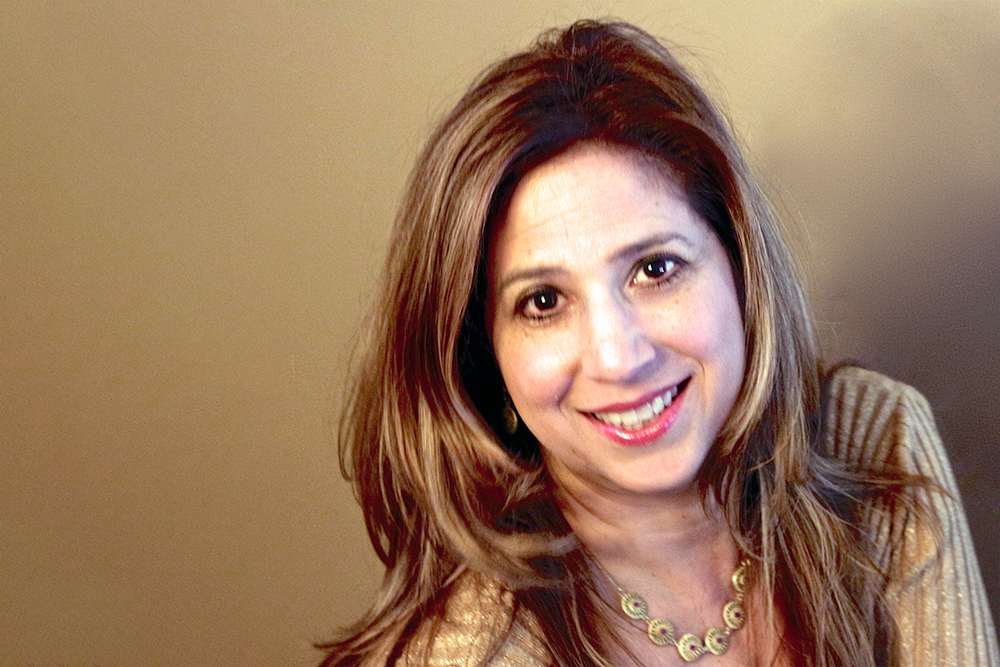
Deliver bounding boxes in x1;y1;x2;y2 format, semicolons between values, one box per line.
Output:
495;265;566;295
495;232;693;294
609;232;691;264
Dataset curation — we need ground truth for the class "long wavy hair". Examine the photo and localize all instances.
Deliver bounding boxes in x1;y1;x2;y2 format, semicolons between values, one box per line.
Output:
319;20;921;667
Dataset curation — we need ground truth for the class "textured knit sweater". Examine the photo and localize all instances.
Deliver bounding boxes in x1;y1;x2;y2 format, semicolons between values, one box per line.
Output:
401;367;999;666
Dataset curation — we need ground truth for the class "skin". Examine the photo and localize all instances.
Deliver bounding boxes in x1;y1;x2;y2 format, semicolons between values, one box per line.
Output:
488;143;758;665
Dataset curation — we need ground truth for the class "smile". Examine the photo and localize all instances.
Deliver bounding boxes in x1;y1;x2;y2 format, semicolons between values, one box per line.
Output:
592;381;685;431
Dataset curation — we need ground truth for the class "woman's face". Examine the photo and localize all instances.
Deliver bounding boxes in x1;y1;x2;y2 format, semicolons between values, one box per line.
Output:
488;144;745;498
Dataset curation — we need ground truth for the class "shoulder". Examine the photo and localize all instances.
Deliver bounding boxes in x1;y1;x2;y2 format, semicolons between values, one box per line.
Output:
823;366;1000;664
820;365;947;581
821;365;950;484
397;572;549;667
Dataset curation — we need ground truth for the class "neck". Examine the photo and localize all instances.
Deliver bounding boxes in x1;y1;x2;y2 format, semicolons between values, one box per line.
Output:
554;477;753;664
556;476;734;572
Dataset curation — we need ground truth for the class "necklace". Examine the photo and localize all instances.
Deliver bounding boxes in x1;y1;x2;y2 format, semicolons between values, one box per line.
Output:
600;559;750;662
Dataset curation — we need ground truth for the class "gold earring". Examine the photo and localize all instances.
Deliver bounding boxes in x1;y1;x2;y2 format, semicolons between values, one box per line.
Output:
502;391;519;434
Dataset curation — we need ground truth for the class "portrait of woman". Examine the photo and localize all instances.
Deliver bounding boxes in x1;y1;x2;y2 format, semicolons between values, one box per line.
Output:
4;4;999;666
318;19;998;667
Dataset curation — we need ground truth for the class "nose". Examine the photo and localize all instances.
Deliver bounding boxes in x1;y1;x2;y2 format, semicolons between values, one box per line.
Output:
582;292;656;382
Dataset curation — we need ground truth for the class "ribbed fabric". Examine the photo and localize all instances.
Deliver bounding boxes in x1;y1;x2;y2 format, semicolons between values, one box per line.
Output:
824;366;999;666
399;572;547;667
402;368;998;666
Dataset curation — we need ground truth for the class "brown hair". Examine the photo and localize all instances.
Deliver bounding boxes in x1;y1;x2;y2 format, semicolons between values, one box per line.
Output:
319;20;920;667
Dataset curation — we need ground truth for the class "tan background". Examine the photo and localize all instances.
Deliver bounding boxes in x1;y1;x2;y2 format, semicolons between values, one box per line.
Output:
2;1;997;665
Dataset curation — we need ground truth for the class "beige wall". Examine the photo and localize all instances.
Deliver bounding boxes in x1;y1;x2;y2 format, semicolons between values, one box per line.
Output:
2;1;996;664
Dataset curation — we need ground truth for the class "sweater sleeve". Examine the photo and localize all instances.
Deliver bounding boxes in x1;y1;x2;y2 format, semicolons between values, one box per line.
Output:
888;383;998;666
826;367;999;666
396;573;549;667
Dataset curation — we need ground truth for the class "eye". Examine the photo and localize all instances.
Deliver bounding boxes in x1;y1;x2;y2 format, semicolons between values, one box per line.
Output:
517;287;562;320
631;254;680;287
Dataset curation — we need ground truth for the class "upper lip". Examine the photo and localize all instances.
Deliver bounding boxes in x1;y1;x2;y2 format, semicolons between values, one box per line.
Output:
582;378;689;414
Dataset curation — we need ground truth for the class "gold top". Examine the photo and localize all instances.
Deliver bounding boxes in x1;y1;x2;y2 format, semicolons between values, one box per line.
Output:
399;367;1000;666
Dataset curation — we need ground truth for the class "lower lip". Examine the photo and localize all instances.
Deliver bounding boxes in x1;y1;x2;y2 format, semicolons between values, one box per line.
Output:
589;388;685;445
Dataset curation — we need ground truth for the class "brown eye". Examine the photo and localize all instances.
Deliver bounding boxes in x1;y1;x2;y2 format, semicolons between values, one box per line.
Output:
632;254;680;287
643;257;673;278
532;288;558;310
518;287;562;320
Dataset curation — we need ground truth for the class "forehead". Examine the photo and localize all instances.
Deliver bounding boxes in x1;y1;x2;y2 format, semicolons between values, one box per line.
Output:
510;143;682;213
488;144;702;270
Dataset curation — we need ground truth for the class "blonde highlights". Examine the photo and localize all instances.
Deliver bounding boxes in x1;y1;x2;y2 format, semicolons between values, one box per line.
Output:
319;20;921;667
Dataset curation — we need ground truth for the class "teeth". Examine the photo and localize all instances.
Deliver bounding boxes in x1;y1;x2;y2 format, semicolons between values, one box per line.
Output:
594;385;681;431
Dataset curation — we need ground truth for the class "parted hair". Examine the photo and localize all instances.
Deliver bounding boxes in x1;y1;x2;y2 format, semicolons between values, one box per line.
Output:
319;20;921;667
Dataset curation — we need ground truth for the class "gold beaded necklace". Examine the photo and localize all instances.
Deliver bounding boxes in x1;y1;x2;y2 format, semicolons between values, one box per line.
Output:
599;559;750;662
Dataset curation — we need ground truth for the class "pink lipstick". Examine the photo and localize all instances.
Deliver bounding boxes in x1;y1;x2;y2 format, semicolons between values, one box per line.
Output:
588;379;688;445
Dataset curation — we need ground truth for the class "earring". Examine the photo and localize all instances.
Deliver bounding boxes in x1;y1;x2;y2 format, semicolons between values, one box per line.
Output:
502;391;519;434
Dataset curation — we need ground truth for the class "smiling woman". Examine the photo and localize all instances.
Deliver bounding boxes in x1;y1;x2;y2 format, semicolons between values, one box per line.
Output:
317;20;998;667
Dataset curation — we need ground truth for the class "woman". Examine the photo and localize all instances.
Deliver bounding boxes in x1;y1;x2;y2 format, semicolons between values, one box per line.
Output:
319;20;997;667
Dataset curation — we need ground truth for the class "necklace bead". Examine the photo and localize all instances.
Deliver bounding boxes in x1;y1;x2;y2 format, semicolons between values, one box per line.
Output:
705;627;729;655
647;618;675;645
621;593;649;619
722;600;746;630
678;633;705;661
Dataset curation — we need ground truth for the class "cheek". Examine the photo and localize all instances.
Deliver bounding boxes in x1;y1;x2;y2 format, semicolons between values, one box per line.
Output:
663;280;745;379
698;286;746;388
494;330;575;408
